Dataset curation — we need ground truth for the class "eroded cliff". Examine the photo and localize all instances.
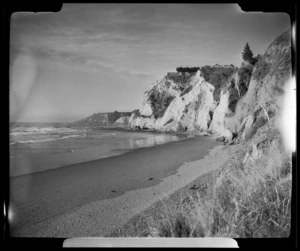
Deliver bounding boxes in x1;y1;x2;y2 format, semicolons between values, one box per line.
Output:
129;30;292;145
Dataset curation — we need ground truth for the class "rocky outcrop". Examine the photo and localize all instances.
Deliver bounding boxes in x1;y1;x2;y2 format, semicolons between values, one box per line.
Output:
74;111;131;126
129;30;291;144
129;70;216;132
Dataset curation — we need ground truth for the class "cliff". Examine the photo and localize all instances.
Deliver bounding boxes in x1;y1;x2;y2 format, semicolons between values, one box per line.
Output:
74;111;131;126
129;30;292;145
129;70;216;132
127;30;292;237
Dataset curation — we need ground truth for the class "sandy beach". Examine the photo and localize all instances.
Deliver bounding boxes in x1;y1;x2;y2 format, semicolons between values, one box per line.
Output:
109;144;240;237
10;135;229;237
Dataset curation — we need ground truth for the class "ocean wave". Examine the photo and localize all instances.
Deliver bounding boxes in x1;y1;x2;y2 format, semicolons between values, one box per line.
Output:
89;132;119;138
10;126;85;136
101;132;118;137
10;134;87;145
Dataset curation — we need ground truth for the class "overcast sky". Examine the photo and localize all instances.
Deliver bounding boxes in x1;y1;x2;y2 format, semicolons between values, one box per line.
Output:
10;4;290;122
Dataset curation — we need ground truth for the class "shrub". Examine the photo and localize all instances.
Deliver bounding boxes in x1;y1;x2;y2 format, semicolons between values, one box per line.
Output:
254;54;262;64
166;72;191;87
176;66;200;74
228;87;240;113
149;92;175;119
157;213;205;237
149;91;159;107
154;108;167;119
132;109;139;116
200;65;237;102
252;60;271;81
237;64;253;96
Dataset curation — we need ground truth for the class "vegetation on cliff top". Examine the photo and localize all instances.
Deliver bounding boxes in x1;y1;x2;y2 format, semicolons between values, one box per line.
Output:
200;65;237;102
166;72;192;89
236;63;253;97
176;66;200;73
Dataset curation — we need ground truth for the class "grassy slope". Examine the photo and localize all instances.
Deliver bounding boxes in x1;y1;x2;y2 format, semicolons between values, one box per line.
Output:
147;123;292;238
151;30;292;238
109;31;292;238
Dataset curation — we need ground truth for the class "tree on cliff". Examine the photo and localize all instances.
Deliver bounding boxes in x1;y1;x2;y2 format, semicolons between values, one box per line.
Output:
242;43;257;65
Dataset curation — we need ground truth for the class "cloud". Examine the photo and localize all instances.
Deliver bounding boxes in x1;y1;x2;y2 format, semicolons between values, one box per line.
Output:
85;59;151;77
11;4;290;77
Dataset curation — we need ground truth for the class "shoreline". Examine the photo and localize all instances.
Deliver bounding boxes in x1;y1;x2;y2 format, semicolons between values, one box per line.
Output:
10;129;196;178
84;125;214;137
11;140;237;238
10;133;204;178
10;135;219;237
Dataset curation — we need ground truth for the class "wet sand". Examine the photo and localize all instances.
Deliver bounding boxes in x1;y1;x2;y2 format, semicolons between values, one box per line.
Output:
10;135;219;237
10;132;187;177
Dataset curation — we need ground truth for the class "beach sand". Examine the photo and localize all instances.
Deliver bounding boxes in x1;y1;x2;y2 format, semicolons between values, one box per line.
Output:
10;136;236;237
109;144;239;237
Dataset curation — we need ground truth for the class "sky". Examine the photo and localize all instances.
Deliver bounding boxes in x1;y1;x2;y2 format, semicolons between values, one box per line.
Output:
9;4;290;122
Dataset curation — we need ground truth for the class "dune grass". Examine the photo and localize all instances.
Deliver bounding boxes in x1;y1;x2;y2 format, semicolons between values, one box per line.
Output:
151;136;292;238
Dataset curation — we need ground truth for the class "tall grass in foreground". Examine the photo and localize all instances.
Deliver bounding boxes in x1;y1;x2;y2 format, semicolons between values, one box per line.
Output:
152;139;292;238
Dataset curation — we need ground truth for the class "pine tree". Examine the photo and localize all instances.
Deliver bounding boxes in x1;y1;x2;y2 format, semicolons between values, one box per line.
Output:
242;43;257;65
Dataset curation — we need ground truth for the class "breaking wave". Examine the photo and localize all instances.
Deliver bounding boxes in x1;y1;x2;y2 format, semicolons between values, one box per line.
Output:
10;134;87;145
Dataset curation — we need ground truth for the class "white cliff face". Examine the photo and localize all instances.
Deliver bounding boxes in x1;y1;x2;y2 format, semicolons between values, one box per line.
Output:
161;73;215;132
209;89;233;139
129;70;215;132
129;31;291;143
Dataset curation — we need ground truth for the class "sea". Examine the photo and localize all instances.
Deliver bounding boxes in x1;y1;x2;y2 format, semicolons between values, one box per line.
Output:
9;122;190;177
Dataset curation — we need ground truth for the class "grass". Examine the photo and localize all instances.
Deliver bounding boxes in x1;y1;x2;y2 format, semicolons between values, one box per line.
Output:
125;30;292;238
151;127;292;238
210;147;291;237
